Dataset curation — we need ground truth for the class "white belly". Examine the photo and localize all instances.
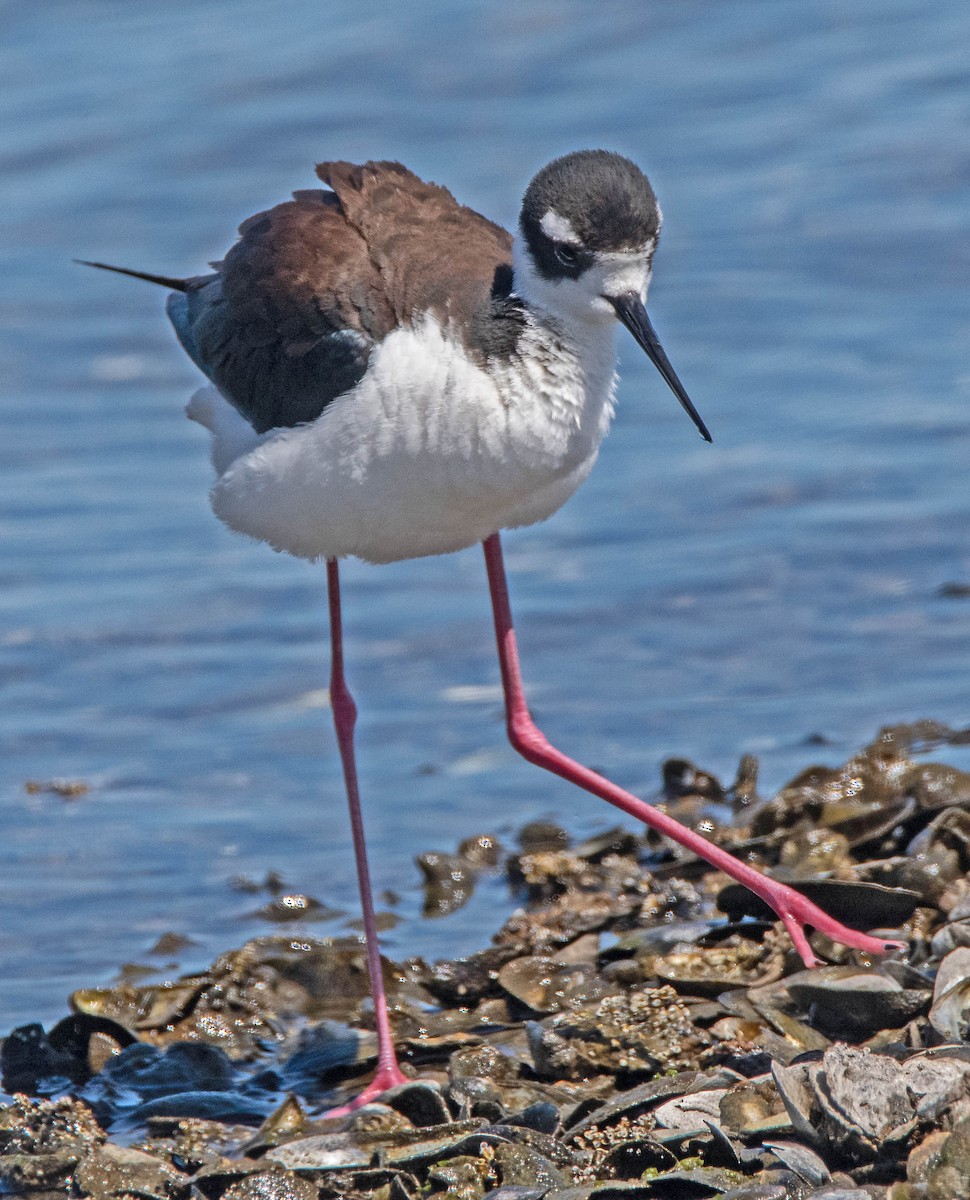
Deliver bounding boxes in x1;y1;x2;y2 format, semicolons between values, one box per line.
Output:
191;314;617;564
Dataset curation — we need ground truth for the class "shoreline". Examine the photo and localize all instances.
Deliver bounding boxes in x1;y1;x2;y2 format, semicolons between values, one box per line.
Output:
3;719;970;1198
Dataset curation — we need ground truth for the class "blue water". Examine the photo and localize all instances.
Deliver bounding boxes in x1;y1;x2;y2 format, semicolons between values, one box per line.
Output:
2;0;969;1028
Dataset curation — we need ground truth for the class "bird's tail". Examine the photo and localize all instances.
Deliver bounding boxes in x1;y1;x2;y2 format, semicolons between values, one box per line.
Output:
75;260;188;292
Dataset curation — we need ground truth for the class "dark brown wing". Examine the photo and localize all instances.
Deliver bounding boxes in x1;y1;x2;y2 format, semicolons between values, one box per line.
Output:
316;160;514;332
170;188;395;433
171;161;516;434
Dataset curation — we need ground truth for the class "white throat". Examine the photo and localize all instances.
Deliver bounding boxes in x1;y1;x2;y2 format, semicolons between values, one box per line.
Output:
506;236;623;459
513;236;605;350
511;234;652;344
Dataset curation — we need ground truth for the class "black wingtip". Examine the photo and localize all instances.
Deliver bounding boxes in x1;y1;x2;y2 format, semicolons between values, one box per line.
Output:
75;260;188;292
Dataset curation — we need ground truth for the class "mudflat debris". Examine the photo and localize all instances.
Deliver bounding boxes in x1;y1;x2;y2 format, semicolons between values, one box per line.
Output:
5;720;970;1198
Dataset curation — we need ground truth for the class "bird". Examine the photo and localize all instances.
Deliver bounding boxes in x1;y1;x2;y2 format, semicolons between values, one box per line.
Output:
80;150;901;1113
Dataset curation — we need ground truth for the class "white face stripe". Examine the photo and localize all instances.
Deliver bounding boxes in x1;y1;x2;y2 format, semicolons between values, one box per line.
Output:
513;234;654;328
540;209;659;259
540;208;581;244
596;245;656;267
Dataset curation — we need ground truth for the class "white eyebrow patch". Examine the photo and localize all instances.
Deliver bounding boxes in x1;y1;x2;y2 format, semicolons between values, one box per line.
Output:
540;209;581;244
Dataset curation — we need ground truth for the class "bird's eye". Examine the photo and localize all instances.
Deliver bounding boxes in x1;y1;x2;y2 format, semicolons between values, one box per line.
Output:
553;242;579;267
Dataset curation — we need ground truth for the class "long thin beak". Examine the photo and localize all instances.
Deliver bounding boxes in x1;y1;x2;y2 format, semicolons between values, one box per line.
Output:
608;292;712;443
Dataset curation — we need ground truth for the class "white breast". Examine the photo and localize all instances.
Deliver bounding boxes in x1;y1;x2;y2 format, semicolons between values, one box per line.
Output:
192;312;618;564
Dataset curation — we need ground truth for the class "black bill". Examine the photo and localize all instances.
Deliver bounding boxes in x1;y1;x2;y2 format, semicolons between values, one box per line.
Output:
608;292;712;443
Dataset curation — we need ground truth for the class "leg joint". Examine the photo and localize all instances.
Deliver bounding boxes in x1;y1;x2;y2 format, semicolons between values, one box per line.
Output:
507;709;552;763
330;679;358;727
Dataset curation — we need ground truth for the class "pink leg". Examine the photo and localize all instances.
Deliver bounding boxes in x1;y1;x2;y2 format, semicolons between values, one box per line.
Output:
482;533;904;967
323;558;408;1116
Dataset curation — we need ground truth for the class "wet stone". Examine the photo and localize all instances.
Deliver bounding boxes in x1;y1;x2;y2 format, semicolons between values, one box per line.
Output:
600;1137;676;1181
716;879;920;931
221;1167;319;1200
929;946;970;1042
418;852;479;918
564;1072;701;1138
498;957;609;1015
492;1142;570;1189
154;1122;256;1175
246;1094;307;1150
496;889;643;954
800;1190;872;1200
509;851;591;904
652;1088;727;1133
718;1189;787;1200
425;944;525;1006
0;1094;104;1193
148;932;199;957
774;1044;970;1167
663;758;728;803
349;1103;415;1136
645;935;786;995
482;1189;549;1200
382;1128;513;1172
640;1165;748;1194
428;1154;494;1200
450;1044;522;1086
504;1102;561;1136
517;823;571;855
253;893;341;923
267;1132;371;1171
908;763;970;811
459;833;503;868
384;1080;452;1127
73;1143;188;1199
914;1112;970;1199
572;829;640;864
762;1140;830;1186
12;726;970;1196
529;987;709;1080
777;828;851;874
899;808;970;904
0;1148;87;1195
782;966;930;1039
2;1021;84;1093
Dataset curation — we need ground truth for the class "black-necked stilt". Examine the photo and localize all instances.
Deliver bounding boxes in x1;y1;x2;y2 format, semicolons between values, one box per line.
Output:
81;151;900;1113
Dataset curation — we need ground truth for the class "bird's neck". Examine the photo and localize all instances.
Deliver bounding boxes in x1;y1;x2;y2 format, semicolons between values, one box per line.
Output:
510;236;617;390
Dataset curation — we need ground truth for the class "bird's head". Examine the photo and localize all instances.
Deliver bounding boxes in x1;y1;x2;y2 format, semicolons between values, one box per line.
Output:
515;150;711;442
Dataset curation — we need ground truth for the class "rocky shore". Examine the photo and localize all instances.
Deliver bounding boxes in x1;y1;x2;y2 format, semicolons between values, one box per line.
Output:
5;720;970;1199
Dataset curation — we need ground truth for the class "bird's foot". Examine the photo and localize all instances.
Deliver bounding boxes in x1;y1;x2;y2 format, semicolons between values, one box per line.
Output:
321;1061;411;1119
748;874;907;967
